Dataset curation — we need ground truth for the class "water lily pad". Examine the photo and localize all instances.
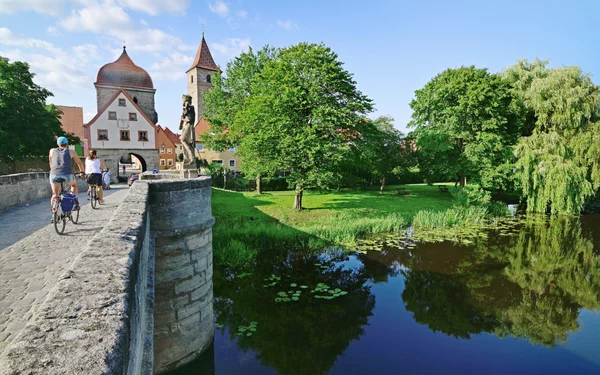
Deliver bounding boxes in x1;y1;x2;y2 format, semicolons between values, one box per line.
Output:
290;283;297;287
246;333;252;337
328;290;336;294
277;292;287;297
339;291;348;296
292;297;299;301
300;285;308;289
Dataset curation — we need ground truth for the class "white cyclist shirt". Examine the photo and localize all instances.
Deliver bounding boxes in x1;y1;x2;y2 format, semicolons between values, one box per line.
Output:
85;158;102;174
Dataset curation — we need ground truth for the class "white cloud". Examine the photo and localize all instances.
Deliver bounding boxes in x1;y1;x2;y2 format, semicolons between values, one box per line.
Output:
236;10;247;18
0;28;91;90
140;19;148;26
46;26;62;36
73;43;100;63
59;0;184;53
149;51;193;81
208;0;229;17
115;0;190;16
0;0;66;16
277;20;298;30
211;38;250;58
84;111;95;122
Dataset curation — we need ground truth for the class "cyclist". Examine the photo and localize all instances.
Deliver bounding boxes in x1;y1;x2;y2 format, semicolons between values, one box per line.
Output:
49;136;85;209
85;149;107;204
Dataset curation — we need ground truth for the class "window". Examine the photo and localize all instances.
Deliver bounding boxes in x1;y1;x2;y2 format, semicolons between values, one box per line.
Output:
228;147;236;153
168;159;174;166
120;130;130;141
191;75;193;83
160;159;165;166
108;111;117;120
167;148;173;154
138;131;148;142
129;113;137;121
160;148;165;154
98;129;108;140
229;160;235;168
196;143;204;152
133;96;138;104
213;160;223;165
118;99;126;107
207;74;211;83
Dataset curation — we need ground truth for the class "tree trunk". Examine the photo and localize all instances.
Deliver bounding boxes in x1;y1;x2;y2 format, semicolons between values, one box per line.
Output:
223;172;227;189
459;175;466;187
293;183;303;211
380;176;386;195
256;173;262;194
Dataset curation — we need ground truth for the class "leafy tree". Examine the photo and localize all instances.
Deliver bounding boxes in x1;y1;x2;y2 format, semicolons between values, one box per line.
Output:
504;60;600;214
201;46;279;194
408;66;521;190
360;116;413;194
0;57;78;161
233;43;373;210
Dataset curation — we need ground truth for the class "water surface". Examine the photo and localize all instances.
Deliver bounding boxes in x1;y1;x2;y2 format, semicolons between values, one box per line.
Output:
173;215;600;375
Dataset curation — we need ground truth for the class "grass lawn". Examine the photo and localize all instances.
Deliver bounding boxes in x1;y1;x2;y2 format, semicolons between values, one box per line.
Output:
211;184;457;267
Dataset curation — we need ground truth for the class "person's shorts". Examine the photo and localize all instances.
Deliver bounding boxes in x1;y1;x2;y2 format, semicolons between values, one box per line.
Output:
49;174;74;185
87;173;103;186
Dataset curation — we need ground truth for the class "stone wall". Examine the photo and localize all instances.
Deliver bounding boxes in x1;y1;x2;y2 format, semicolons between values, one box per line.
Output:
0;174;214;374
142;174;214;372
0;172;88;212
0;182;154;375
0;157;49;175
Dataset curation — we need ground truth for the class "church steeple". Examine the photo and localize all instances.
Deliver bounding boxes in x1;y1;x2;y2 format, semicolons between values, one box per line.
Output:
186;35;218;73
187;34;217;121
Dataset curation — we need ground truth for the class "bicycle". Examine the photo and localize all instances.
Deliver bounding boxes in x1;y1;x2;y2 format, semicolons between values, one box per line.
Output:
87;172;105;209
51;175;80;235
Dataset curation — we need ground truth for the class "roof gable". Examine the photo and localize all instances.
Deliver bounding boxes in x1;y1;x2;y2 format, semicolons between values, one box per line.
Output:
84;88;157;131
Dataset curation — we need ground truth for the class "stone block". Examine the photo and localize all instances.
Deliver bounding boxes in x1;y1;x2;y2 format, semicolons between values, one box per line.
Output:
174;275;201;295
155;265;193;283
190;282;211;303
177;301;202;321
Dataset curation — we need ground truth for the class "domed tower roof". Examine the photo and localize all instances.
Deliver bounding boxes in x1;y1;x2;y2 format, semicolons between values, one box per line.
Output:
95;47;154;89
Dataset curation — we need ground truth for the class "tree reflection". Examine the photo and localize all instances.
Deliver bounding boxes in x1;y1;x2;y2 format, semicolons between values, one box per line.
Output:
399;215;600;346
213;251;375;375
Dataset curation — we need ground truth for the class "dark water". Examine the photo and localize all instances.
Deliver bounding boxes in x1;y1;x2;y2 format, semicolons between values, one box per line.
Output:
173;215;600;375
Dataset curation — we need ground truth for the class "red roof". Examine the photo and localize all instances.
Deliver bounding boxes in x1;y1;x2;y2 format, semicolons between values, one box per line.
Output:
194;116;211;135
96;47;154;89
187;36;218;72
162;126;181;145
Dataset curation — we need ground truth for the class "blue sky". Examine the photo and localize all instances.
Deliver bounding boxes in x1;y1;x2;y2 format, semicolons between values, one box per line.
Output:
1;0;598;134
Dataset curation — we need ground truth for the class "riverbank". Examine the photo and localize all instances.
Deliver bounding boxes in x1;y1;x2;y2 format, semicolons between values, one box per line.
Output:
212;184;491;266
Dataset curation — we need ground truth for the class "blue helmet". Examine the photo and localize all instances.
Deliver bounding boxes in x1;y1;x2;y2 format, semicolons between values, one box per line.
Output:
57;136;68;146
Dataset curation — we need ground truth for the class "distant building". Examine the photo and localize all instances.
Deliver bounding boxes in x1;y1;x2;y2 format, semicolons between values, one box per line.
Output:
187;34;241;172
156;126;177;169
83;46;159;178
56;105;84;156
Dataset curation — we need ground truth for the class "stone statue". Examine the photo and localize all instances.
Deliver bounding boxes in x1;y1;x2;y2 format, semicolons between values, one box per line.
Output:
179;94;196;167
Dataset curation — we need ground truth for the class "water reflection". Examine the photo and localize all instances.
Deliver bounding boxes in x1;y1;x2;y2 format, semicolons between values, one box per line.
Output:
172;215;600;374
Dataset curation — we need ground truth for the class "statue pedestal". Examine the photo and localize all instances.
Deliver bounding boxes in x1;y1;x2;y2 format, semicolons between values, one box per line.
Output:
181;167;198;179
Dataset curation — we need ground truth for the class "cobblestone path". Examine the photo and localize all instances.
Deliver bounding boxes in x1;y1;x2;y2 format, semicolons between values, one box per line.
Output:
0;186;129;354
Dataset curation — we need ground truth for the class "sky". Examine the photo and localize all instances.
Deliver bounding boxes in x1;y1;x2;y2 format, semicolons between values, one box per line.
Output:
1;0;599;134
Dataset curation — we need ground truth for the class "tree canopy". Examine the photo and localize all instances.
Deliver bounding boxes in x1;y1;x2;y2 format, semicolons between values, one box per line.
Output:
504;59;600;214
0;57;76;161
408;66;522;191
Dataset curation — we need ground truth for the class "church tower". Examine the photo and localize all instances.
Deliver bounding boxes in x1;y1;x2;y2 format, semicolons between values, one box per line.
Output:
186;33;218;119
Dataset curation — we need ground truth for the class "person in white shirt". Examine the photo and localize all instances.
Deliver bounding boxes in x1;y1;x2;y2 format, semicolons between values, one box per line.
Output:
103;168;112;190
85;150;107;204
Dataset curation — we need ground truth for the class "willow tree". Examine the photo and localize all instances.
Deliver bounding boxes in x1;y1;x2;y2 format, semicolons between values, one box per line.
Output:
505;59;600;214
408;66;521;190
234;43;373;210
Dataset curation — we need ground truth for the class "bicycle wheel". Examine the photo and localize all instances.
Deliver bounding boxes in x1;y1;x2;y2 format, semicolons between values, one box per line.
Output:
90;186;97;209
54;208;65;235
71;206;79;224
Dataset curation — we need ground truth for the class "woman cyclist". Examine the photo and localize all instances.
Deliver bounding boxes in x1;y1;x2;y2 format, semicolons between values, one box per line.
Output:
85;149;107;204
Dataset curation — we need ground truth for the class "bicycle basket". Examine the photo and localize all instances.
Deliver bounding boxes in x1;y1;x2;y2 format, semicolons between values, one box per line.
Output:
61;194;77;211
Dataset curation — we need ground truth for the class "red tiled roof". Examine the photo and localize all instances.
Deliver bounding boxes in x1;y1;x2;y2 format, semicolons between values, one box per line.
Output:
194;116;211;136
187;36;218;72
162;126;181;145
96;47;154;89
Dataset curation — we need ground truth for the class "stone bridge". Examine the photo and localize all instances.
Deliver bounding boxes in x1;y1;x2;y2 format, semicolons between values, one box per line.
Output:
0;172;214;374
